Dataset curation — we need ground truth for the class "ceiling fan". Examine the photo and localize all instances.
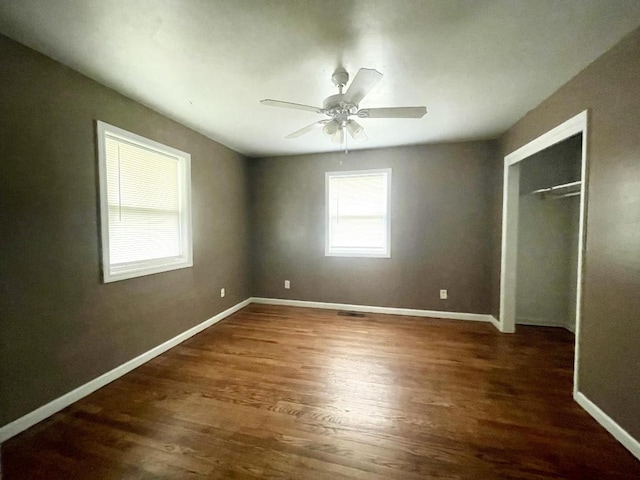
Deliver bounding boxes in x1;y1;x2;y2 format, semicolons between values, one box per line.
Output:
260;68;427;146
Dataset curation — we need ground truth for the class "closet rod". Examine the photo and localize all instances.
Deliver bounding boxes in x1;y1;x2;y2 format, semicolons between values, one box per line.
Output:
547;190;581;200
529;180;582;200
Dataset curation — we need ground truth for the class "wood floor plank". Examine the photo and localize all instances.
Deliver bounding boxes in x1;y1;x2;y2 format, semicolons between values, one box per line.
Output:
2;304;639;479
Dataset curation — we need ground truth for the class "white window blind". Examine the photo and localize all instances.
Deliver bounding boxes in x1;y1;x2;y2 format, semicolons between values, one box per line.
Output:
97;121;192;282
325;169;391;257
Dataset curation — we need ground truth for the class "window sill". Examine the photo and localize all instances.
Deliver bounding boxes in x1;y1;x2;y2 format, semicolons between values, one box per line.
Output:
103;258;193;283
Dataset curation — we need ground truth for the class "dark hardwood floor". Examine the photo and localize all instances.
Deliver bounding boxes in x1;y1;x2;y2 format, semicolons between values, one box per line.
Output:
3;304;639;479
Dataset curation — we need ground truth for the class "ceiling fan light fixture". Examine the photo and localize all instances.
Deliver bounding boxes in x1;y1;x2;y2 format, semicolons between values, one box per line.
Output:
346;120;367;142
323;119;340;136
331;126;344;144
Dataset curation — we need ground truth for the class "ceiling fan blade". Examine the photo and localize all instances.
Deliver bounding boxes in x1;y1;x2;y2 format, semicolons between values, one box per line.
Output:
343;68;383;106
260;99;323;114
284;120;329;139
357;106;427;118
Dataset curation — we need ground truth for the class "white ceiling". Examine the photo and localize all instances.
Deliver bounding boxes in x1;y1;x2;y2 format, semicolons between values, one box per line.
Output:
1;1;640;158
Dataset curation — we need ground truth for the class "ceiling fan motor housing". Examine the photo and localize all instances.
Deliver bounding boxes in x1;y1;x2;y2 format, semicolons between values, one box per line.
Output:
323;94;357;117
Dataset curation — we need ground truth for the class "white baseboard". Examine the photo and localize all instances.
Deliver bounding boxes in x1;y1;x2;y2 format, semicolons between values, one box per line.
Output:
517;316;566;328
574;391;640;461
251;297;495;323
9;296;610;451
0;298;251;443
517;318;577;335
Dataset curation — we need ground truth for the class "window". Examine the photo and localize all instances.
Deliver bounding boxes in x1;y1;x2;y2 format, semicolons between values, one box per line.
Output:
97;121;192;282
325;169;391;258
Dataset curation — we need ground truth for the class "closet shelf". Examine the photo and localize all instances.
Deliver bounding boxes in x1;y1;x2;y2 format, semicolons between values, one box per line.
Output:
529;180;581;199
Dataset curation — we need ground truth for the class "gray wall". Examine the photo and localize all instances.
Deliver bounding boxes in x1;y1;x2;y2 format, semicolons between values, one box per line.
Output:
0;35;251;427
250;142;498;314
501;25;640;439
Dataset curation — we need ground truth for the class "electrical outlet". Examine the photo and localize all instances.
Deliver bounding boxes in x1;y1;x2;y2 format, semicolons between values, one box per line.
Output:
284;280;290;289
440;289;448;300
220;288;225;298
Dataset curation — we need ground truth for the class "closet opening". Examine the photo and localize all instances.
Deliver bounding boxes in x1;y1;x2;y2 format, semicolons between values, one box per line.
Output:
499;111;588;395
516;133;582;333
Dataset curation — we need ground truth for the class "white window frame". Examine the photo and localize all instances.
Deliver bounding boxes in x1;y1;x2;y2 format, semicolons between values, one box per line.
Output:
97;120;193;283
325;168;392;258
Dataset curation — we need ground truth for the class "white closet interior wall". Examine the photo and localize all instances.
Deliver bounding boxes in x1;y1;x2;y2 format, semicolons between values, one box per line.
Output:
515;134;582;331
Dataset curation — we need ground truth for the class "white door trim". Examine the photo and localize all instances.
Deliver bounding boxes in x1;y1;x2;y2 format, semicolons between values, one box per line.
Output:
499;110;588;397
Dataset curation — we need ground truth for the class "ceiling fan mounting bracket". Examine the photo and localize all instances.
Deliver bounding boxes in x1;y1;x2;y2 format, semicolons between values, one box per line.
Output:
331;70;349;88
